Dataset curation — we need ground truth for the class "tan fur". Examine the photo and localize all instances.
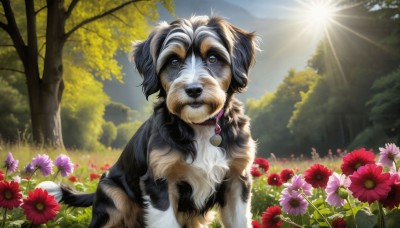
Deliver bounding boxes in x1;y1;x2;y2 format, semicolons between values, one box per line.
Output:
102;184;143;227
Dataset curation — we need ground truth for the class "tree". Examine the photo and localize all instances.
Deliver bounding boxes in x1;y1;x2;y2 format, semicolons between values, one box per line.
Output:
0;0;173;147
249;68;319;157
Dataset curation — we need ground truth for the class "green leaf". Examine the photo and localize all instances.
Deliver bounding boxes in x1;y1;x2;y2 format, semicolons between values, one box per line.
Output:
355;208;377;228
385;209;400;228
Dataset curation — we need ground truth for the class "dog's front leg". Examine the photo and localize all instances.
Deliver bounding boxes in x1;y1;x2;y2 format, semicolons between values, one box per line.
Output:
144;196;180;228
219;175;252;228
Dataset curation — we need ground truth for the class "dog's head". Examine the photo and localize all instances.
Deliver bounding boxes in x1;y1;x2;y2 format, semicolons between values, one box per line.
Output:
132;16;257;124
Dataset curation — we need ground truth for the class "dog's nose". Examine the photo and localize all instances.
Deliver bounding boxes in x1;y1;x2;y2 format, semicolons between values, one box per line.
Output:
185;83;203;98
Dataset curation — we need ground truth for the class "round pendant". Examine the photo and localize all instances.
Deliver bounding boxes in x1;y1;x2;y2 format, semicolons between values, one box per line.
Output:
210;134;222;147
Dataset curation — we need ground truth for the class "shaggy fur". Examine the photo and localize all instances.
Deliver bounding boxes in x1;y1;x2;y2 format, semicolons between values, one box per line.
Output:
55;16;257;228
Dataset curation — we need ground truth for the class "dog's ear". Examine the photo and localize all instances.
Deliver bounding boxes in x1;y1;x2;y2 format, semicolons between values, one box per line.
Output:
212;18;257;93
229;25;257;93
131;25;169;99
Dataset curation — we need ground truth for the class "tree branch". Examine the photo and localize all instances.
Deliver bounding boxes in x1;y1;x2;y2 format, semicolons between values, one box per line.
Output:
65;0;147;39
0;67;25;74
0;20;7;31
110;13;130;27
34;5;47;15
81;26;111;41
1;0;26;62
65;0;79;18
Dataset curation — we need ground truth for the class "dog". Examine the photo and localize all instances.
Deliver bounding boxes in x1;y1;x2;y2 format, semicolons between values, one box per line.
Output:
46;16;257;227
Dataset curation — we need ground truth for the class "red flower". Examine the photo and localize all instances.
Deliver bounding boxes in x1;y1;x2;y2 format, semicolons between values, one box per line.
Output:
0;181;22;209
252;220;262;228
261;205;283;228
100;163;111;171
251;167;262;177
21;188;60;224
379;176;400;209
254;158;269;172
332;217;346;228
90;173;101;181
0;170;4;181
349;164;391;204
68;175;77;183
280;168;294;183
267;173;283;187
340;148;375;176
304;163;333;188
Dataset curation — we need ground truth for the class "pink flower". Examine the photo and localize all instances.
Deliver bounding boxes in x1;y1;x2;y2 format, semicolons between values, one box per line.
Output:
349;164;391;204
283;175;313;196
378;143;400;167
325;172;351;207
279;190;308;215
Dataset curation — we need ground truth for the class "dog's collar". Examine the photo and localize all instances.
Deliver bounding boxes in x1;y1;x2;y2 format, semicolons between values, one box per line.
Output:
194;109;224;146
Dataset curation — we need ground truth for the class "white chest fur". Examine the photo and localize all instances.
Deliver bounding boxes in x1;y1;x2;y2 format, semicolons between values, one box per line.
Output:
186;125;229;209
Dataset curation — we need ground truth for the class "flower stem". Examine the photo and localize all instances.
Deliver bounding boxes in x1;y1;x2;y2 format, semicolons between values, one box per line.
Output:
53;169;60;182
26;167;39;194
300;191;332;228
394;160;398;171
378;202;386;228
1;208;7;228
280;216;305;228
346;197;358;228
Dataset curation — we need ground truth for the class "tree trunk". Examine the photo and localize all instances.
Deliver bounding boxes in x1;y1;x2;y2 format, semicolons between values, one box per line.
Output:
25;0;66;148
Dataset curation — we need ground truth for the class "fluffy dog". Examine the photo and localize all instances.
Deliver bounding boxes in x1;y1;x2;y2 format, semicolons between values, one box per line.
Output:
49;16;257;227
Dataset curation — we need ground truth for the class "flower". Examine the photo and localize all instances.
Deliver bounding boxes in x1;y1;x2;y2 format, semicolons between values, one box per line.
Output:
378;143;400;167
100;163;111;171
349;164;391;204
0;181;22;209
68;175;77;183
279;190;308;215
254;157;269;172
90;173;101;181
379;176;400;209
0;170;4;181
280;168;294;182
340;148;375;176
332;217;346;228
24;163;35;174
4;152;19;173
304;163;333;188
261;205;283;228
21;188;60;224
32;154;53;177
252;220;262;228
325;172;351;207
267;173;283;187
283;175;313;196
251;166;262;177
54;154;74;177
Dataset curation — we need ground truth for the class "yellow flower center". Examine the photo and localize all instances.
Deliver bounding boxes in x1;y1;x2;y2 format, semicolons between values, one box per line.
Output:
36;203;45;211
364;179;375;189
4;191;12;200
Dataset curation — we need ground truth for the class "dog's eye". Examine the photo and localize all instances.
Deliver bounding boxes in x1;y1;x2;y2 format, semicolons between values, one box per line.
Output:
207;55;218;64
170;58;181;67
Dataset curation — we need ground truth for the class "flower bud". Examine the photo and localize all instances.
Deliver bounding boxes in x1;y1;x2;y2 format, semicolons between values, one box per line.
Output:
337;186;348;199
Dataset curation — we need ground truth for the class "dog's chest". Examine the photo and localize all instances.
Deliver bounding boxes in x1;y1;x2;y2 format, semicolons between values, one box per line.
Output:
181;126;229;208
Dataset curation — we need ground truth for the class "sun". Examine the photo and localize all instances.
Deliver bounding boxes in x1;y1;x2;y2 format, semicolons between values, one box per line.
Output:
300;0;337;29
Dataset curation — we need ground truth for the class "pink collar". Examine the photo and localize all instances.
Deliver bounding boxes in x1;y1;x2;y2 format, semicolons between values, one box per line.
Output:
194;109;224;135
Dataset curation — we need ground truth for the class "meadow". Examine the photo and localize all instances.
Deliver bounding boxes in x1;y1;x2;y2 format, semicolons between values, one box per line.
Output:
0;142;399;228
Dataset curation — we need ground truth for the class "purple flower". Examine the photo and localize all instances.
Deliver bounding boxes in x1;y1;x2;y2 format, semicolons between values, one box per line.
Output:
24;163;35;174
279;190;309;215
5;152;19;173
378;143;400;167
31;154;53;177
325;172;351;207
54;154;74;177
283;175;313;196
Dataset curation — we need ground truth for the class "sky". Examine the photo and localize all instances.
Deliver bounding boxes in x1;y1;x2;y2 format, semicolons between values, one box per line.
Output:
104;0;325;111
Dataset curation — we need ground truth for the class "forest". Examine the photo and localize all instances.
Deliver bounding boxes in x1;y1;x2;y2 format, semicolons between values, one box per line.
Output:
248;0;400;158
0;0;399;158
